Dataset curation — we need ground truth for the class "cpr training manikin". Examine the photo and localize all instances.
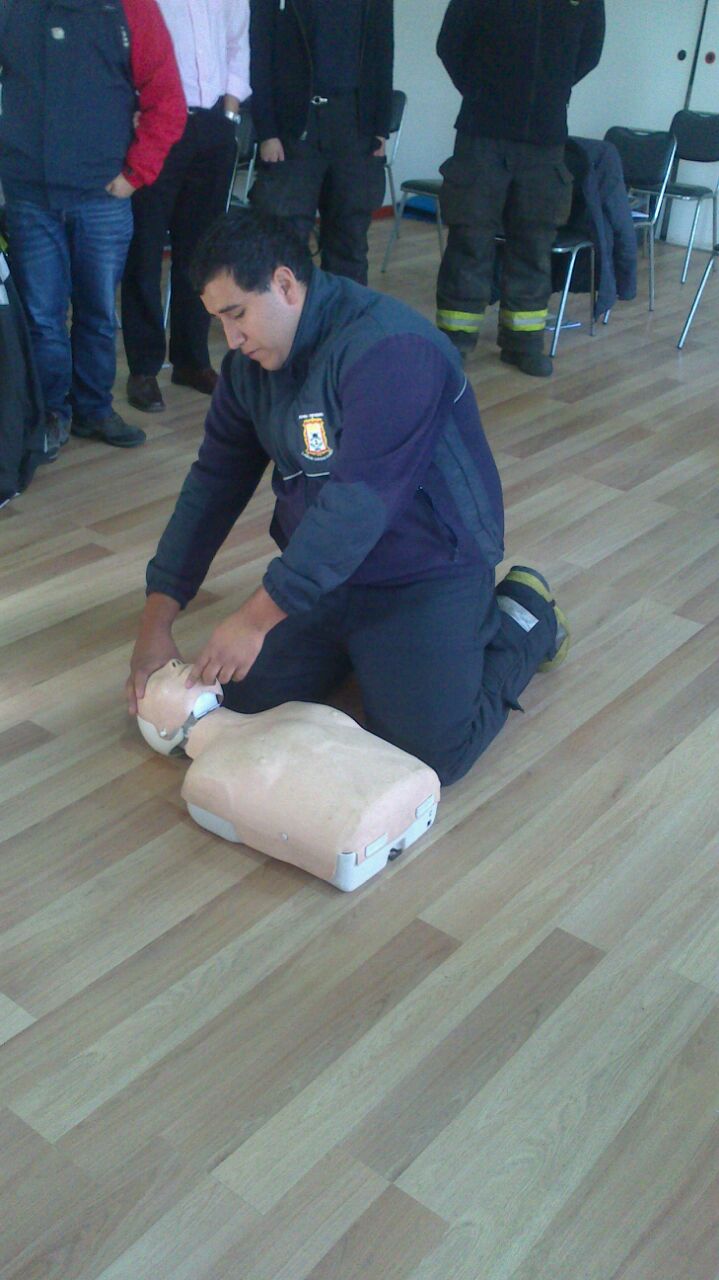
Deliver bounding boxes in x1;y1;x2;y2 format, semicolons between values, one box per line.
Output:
136;661;441;891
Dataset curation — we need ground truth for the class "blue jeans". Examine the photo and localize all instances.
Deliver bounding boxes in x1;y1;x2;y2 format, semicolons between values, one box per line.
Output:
5;195;133;424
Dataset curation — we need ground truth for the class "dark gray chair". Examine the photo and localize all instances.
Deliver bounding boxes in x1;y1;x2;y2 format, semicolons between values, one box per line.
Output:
494;228;596;356
381;176;443;272
604;127;677;310
226;110;258;210
381;90;407;244
651;110;719;284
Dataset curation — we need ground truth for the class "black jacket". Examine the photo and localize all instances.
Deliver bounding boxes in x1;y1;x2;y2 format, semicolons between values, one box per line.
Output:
249;0;394;144
557;136;637;316
0;250;48;505
437;0;605;146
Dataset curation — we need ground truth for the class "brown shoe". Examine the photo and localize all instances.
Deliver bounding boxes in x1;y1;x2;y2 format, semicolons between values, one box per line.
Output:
171;365;218;395
127;374;165;413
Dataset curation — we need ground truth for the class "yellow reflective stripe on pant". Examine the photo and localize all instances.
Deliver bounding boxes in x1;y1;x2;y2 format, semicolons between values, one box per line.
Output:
436;308;484;334
498;308;547;333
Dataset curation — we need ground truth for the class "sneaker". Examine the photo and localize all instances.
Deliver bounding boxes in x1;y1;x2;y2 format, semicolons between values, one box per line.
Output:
71;410;146;448
39;412;71;464
503;565;570;670
500;350;553;378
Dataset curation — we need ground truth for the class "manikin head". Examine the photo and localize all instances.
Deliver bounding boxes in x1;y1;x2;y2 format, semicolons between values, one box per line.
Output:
191;208;312;371
136;660;223;756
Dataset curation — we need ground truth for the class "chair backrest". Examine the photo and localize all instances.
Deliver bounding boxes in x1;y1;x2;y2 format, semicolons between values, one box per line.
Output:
386;89;407;168
235;111;257;164
604;127;676;189
669;109;719;164
227;111;257;209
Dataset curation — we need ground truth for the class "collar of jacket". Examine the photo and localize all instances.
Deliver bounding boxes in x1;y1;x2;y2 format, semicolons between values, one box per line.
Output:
280;266;340;373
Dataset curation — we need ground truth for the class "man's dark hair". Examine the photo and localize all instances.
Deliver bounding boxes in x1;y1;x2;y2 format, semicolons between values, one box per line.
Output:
190;208;313;294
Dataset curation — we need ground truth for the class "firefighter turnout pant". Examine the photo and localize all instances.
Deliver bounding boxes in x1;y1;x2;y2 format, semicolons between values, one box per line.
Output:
436;134;573;356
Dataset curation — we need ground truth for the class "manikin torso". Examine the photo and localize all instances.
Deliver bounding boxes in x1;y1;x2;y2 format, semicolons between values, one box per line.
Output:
137;661;440;891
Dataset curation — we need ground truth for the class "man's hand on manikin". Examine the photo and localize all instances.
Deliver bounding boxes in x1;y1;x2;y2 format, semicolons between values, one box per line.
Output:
187;587;287;688
126;594;182;715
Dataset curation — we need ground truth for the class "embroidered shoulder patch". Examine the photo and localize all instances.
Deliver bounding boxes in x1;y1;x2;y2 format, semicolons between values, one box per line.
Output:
300;414;333;460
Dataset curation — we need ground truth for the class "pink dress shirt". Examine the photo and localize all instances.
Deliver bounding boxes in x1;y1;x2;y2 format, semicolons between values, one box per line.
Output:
155;0;251;109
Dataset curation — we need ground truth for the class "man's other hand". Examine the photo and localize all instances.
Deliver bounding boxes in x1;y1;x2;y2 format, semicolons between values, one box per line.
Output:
260;137;285;164
106;173;135;199
187;588;286;689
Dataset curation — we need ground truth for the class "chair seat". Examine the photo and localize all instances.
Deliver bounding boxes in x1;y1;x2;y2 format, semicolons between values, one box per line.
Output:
552;228;594;250
400;178;442;196
642;181;714;200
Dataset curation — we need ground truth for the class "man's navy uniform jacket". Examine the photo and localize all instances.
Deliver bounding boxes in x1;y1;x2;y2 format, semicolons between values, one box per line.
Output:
147;268;505;615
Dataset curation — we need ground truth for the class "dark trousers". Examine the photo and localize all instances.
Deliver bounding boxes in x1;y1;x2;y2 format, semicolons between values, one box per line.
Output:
436;135;573;353
222;566;557;787
249;94;386;285
5;194;133;424
121;105;236;376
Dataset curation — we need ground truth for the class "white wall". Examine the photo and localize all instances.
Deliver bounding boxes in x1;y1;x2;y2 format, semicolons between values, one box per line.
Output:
392;0;460;188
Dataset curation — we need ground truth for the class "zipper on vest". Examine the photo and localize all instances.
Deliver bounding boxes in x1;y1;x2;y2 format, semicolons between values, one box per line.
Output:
418;486;459;559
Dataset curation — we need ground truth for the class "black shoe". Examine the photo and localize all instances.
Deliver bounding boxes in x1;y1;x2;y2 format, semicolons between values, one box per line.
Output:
500;350;553;378
71;410;146;448
171;365;218;395
127;373;165;413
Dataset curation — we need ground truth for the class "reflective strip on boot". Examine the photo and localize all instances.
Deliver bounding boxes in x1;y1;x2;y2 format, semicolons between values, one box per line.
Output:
436;308;484;333
498;307;548;333
496;595;540;632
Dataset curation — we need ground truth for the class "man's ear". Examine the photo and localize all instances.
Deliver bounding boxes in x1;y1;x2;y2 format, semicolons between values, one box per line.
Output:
273;265;304;306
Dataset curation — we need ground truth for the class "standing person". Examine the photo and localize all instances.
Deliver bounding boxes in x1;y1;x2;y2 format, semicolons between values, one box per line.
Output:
0;0;186;449
435;0;605;377
248;0;393;286
127;210;570;788
122;0;251;414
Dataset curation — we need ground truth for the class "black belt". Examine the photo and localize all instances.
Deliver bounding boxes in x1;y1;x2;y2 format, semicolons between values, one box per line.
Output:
308;90;357;106
187;98;223;116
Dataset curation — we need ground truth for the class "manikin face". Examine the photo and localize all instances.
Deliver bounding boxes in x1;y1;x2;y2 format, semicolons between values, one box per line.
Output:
201;268;306;370
136;660;223;755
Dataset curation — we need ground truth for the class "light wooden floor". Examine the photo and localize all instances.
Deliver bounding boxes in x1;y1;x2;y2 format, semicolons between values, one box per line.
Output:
1;222;718;1280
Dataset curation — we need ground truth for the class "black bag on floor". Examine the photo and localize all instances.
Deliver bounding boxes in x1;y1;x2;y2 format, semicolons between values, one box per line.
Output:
0;247;50;507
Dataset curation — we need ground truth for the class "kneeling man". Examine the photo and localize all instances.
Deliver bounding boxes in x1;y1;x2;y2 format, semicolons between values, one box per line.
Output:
127;209;568;785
